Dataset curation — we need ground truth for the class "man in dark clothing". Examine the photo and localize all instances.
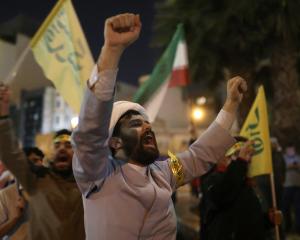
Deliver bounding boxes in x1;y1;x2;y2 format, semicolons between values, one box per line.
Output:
255;137;286;239
23;147;44;167
199;138;280;240
0;85;85;240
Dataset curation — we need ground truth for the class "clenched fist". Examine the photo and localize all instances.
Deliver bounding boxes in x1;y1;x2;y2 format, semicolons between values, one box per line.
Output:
223;76;247;114
104;13;141;51
227;76;247;104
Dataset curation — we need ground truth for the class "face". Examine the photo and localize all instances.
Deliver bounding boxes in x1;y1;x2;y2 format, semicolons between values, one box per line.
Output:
52;139;73;172
286;146;295;156
28;153;43;167
118;114;159;165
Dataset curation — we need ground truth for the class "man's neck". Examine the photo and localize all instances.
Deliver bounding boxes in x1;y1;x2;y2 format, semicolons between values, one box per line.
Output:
127;162;147;175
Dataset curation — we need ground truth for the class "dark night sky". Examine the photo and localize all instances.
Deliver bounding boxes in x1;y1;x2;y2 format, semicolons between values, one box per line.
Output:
1;0;159;86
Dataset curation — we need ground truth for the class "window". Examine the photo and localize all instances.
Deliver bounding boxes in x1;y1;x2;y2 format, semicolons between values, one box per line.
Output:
55;116;60;124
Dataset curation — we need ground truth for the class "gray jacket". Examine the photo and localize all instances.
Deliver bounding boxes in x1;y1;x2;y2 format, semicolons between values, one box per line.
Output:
72;88;235;240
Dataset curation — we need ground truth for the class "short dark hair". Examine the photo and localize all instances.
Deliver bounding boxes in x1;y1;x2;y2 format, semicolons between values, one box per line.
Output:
23;147;44;159
54;129;72;139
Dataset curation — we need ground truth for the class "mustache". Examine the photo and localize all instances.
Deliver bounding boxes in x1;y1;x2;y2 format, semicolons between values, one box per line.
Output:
141;129;155;140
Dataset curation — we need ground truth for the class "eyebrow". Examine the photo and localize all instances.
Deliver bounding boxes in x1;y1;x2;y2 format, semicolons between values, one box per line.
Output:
129;119;143;125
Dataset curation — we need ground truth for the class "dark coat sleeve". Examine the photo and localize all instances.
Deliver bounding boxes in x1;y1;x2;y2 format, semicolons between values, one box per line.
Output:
203;160;248;209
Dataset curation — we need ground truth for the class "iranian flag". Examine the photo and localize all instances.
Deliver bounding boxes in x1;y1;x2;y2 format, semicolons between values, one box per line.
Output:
133;24;190;122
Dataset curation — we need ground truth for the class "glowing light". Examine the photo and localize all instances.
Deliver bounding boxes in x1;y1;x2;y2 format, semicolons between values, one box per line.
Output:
71;117;79;129
192;107;205;121
196;96;206;105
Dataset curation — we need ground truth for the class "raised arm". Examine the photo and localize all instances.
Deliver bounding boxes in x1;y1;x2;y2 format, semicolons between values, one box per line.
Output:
0;85;36;193
167;76;247;188
72;13;141;197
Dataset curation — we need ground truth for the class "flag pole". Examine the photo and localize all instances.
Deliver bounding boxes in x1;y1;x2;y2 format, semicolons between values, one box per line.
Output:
3;44;31;84
270;173;280;240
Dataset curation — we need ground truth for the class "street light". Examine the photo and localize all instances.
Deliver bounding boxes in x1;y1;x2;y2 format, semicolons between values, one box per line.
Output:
196;96;206;105
191;107;205;122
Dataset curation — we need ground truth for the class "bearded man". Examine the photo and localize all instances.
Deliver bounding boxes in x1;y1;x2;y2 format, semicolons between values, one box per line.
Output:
0;84;84;240
72;13;247;240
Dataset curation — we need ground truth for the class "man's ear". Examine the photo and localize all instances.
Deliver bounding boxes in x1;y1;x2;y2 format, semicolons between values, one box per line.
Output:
109;137;123;150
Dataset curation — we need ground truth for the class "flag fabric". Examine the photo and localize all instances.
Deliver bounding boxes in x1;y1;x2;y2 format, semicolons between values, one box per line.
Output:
30;0;94;113
240;86;273;177
133;24;189;122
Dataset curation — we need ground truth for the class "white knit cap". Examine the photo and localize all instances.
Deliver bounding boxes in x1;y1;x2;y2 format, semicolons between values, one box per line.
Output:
109;101;149;138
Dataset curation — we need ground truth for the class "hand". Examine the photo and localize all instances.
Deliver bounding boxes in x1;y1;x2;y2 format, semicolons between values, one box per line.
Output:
104;13;141;52
223;76;247;114
238;140;254;162
268;208;282;225
227;76;247;103
0;83;10;117
15;197;25;218
97;13;141;71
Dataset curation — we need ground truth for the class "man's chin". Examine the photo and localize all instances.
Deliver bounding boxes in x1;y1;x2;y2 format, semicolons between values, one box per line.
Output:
138;148;159;165
143;143;159;152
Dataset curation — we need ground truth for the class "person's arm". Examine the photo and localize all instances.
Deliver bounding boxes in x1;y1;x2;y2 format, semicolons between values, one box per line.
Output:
0;197;25;238
0;217;20;238
0;85;36;193
166;76;247;188
72;13;141;197
0;200;8;225
0;171;11;189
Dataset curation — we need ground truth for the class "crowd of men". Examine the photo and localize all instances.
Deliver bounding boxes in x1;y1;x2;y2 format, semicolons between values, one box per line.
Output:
0;13;299;240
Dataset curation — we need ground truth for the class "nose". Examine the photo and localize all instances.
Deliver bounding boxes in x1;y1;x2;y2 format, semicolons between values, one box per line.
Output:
143;121;151;132
56;142;66;151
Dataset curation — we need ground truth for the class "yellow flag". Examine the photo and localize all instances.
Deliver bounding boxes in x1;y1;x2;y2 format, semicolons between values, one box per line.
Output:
30;0;94;113
240;86;273;177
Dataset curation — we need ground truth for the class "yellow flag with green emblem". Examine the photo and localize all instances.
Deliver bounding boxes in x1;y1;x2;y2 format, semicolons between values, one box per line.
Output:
30;0;94;113
240;86;273;177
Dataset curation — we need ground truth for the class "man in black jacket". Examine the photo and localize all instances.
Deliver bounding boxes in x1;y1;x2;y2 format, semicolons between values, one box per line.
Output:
199;137;280;240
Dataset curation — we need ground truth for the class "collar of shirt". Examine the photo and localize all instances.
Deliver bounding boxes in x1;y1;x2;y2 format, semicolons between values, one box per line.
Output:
127;163;147;175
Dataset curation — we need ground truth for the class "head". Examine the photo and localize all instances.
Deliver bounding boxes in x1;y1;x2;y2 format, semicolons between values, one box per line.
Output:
52;129;73;175
285;143;296;156
23;147;44;167
109;101;159;166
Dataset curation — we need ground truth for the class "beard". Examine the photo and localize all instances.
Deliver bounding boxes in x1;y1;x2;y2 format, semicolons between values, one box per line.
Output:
51;153;73;178
122;130;159;166
52;165;73;178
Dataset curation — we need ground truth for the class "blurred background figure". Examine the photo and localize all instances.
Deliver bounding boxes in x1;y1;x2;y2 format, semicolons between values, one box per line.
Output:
283;143;300;235
23;147;44;167
0;182;28;240
255;137;286;239
0;85;85;240
199;137;282;240
0;161;14;190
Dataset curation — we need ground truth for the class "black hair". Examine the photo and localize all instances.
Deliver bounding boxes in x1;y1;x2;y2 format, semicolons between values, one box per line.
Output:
23;147;45;159
54;129;72;139
110;110;141;157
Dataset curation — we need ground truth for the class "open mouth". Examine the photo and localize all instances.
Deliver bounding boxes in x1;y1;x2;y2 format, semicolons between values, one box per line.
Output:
142;132;156;148
54;153;69;167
